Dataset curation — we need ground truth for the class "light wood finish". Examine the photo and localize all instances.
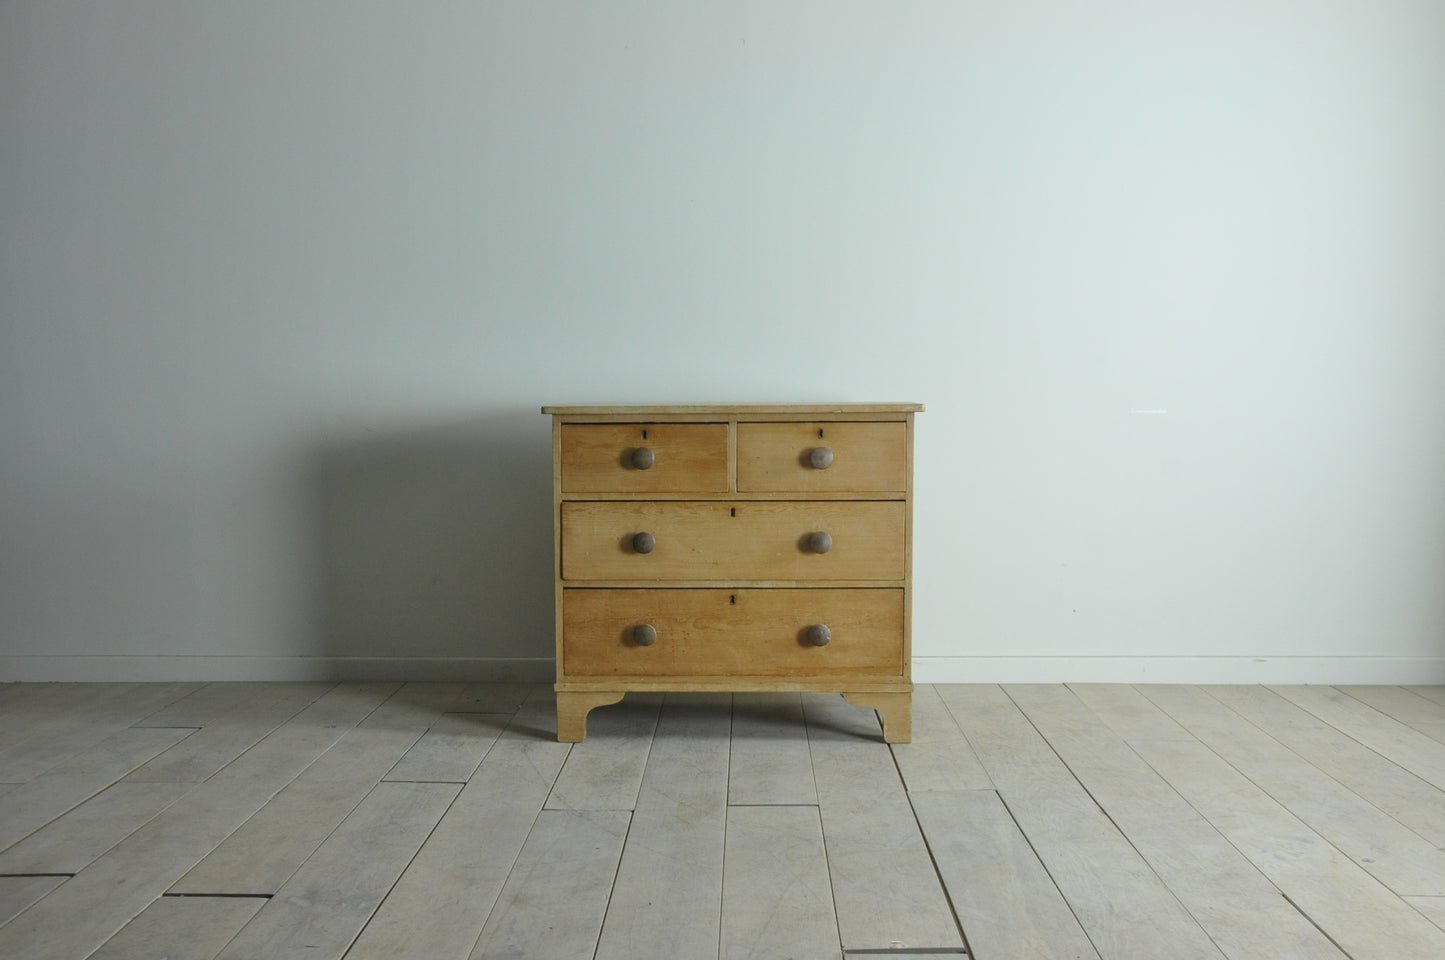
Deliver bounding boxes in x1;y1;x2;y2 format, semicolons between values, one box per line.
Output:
4;682;1445;959
840;690;913;743
563;588;903;678
737;420;908;492
560;422;728;494
549;403;919;741
556;690;626;743
543;403;925;416
560;500;905;581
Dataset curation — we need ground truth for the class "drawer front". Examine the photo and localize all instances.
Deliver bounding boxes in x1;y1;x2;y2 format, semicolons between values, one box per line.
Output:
737;421;907;493
561;501;905;581
562;588;904;678
560;423;728;494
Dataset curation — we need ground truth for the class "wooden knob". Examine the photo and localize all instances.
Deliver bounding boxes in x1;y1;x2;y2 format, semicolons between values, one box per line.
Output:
632;624;657;646
631;447;655;470
809;447;834;469
632;532;656;554
807;624;831;646
807;531;833;554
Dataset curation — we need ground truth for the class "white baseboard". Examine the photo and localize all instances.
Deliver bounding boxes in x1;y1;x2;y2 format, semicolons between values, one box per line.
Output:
0;657;556;683
4;655;1443;686
912;656;1445;685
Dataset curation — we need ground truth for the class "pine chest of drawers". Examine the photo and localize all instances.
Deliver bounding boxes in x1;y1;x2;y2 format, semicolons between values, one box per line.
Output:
543;403;922;742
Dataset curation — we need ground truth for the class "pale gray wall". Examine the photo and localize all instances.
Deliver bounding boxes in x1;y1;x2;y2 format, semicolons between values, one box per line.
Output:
3;1;1443;682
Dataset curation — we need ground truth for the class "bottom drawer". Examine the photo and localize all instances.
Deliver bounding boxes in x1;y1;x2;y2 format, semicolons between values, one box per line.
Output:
561;588;904;678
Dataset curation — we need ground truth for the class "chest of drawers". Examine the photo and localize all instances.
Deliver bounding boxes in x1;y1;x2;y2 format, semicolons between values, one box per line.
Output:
543;403;921;742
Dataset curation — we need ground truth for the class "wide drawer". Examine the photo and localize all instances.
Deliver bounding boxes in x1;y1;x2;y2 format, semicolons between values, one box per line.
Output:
737;421;908;493
561;588;904;678
560;423;728;493
561;501;905;581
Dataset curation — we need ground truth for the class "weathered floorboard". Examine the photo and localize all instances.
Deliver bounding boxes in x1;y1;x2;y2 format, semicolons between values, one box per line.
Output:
467;808;632;960
593;694;732;960
939;684;1226;960
545;692;661;812
721;804;841;960
1270;685;1445;791
890;684;993;793
1136;684;1445;896
1207;684;1445;849
805;692;963;952
728;692;817;806
169;722;428;895
0;683;399;960
910;789;1099;960
0;781;190;875
0;683;202;782
1131;733;1445;960
85;896;265;960
212;781;460;960
1008;683;1346;959
0;728;194;852
0;876;66;928
345;695;574;960
0;682;1441;960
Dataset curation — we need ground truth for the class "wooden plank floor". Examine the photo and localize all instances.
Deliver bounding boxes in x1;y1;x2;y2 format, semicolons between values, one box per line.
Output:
1;683;1444;959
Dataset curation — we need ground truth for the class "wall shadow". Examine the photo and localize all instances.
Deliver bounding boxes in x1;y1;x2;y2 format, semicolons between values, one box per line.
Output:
312;408;553;678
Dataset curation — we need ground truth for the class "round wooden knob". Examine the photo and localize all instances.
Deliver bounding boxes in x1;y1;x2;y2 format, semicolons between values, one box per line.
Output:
632;624;657;646
631;447;655;470
809;446;834;469
807;624;832;646
632;532;656;554
807;531;833;554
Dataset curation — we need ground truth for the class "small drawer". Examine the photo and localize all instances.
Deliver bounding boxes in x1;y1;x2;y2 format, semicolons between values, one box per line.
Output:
561;500;905;581
737;421;908;492
560;423;728;494
561;588;904;678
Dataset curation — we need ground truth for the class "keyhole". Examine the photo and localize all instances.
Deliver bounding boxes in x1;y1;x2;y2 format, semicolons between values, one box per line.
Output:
730;507;736;517
729;595;736;605
642;429;648;440
818;428;825;438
